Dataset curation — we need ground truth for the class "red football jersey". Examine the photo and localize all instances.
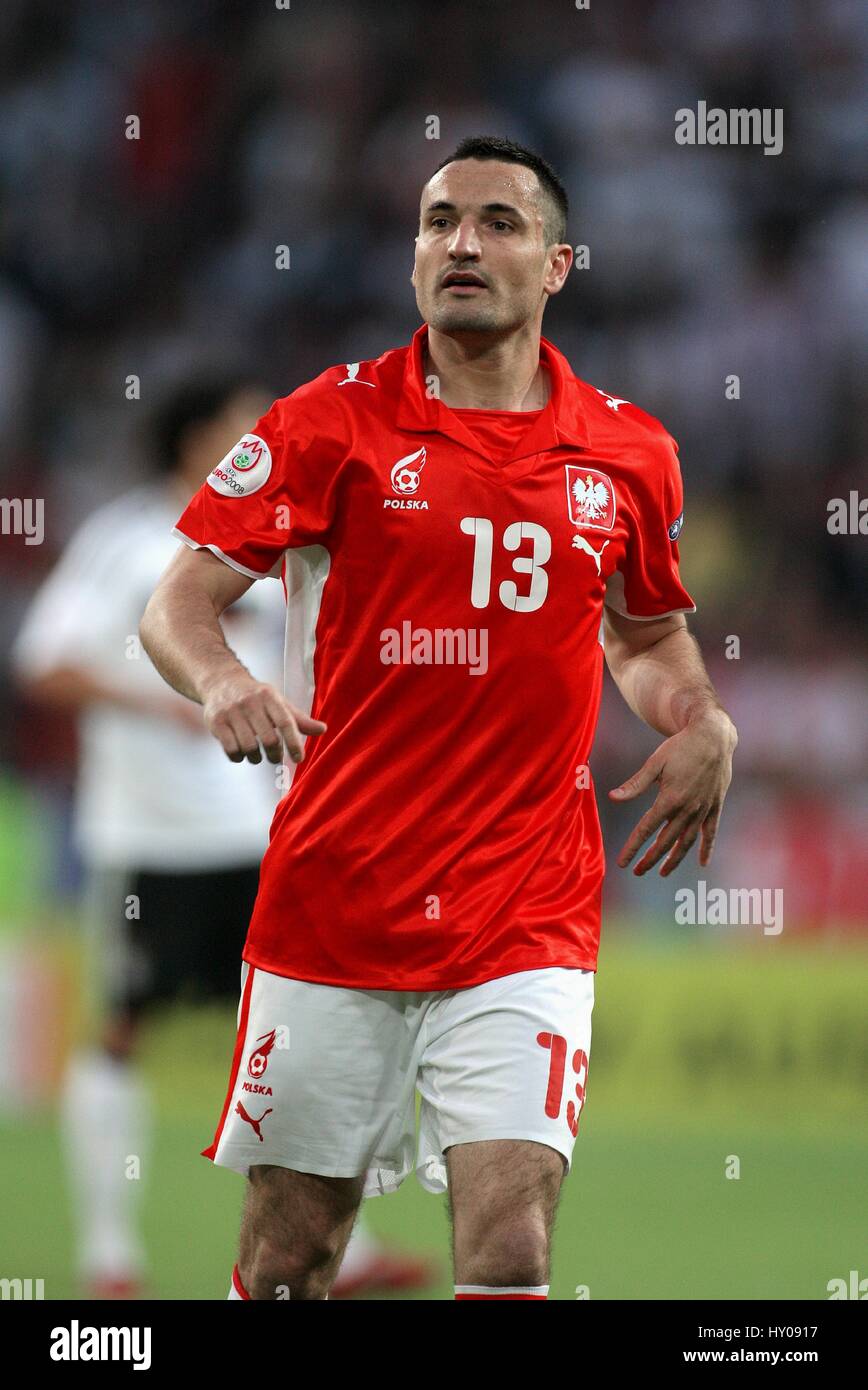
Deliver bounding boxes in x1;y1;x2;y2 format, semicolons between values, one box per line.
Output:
173;326;695;989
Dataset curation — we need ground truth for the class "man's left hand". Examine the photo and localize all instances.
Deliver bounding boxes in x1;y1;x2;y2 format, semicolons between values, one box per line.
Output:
609;708;737;876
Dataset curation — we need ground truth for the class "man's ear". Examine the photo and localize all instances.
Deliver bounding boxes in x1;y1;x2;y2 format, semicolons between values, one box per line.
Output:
544;242;574;297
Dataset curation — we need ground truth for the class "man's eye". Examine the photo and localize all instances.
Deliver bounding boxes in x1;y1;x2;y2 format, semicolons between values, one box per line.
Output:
430;218;449;229
491;221;512;232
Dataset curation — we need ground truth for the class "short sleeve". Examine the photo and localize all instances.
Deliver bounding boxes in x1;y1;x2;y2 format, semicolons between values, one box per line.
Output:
172;395;335;581
604;433;696;620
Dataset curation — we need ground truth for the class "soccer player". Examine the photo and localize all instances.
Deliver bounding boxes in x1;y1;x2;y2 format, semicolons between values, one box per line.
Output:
13;379;428;1298
140;137;737;1301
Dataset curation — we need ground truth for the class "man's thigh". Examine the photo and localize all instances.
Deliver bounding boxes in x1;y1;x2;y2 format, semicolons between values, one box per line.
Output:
204;965;423;1194
417;966;594;1191
446;1137;565;1249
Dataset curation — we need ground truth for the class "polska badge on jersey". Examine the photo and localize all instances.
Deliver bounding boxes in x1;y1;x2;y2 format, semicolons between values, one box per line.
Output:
668;511;684;541
565;465;616;532
207;434;273;497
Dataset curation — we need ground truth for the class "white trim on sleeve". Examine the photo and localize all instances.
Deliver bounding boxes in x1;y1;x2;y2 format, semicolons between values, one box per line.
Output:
171;528;275;581
603;601;697;621
603;567;696;620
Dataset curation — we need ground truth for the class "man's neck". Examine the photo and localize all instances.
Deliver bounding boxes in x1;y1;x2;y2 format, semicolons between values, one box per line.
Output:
424;326;549;411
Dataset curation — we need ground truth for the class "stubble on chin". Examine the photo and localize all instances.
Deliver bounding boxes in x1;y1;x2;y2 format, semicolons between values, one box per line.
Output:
422;289;503;336
430;307;501;335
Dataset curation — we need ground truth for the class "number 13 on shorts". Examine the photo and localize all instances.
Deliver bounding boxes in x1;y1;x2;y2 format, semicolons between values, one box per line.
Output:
537;1032;589;1137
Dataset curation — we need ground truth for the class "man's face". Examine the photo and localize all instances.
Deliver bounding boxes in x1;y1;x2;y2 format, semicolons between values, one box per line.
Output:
412;159;570;339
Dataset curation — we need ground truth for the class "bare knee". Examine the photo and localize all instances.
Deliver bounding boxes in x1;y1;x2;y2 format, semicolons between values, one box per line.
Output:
458;1210;551;1288
246;1229;345;1300
239;1165;362;1301
448;1139;564;1290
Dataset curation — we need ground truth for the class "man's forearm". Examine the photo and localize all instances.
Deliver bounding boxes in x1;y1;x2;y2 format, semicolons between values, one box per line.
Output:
138;546;322;766
609;626;730;738
139;583;249;704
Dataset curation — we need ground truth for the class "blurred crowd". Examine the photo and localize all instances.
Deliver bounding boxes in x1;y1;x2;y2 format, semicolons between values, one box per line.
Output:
0;0;865;924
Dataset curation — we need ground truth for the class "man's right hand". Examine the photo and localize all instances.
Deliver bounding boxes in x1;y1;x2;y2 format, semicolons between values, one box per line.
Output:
201;672;327;765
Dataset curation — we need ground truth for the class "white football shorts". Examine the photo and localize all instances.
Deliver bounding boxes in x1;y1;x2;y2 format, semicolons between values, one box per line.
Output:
204;962;594;1197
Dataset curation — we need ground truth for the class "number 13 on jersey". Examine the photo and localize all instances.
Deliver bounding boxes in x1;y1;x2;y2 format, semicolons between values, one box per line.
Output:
460;516;551;613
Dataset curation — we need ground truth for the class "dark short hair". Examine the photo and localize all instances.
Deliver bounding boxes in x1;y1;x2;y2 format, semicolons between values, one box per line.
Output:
152;377;258;472
431;136;569;244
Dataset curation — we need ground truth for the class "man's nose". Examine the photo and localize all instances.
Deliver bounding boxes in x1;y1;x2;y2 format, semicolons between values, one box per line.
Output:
448;218;482;259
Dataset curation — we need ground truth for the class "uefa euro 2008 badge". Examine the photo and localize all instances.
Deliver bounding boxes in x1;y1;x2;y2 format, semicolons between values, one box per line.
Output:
207;434;273;497
565;464;616;532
